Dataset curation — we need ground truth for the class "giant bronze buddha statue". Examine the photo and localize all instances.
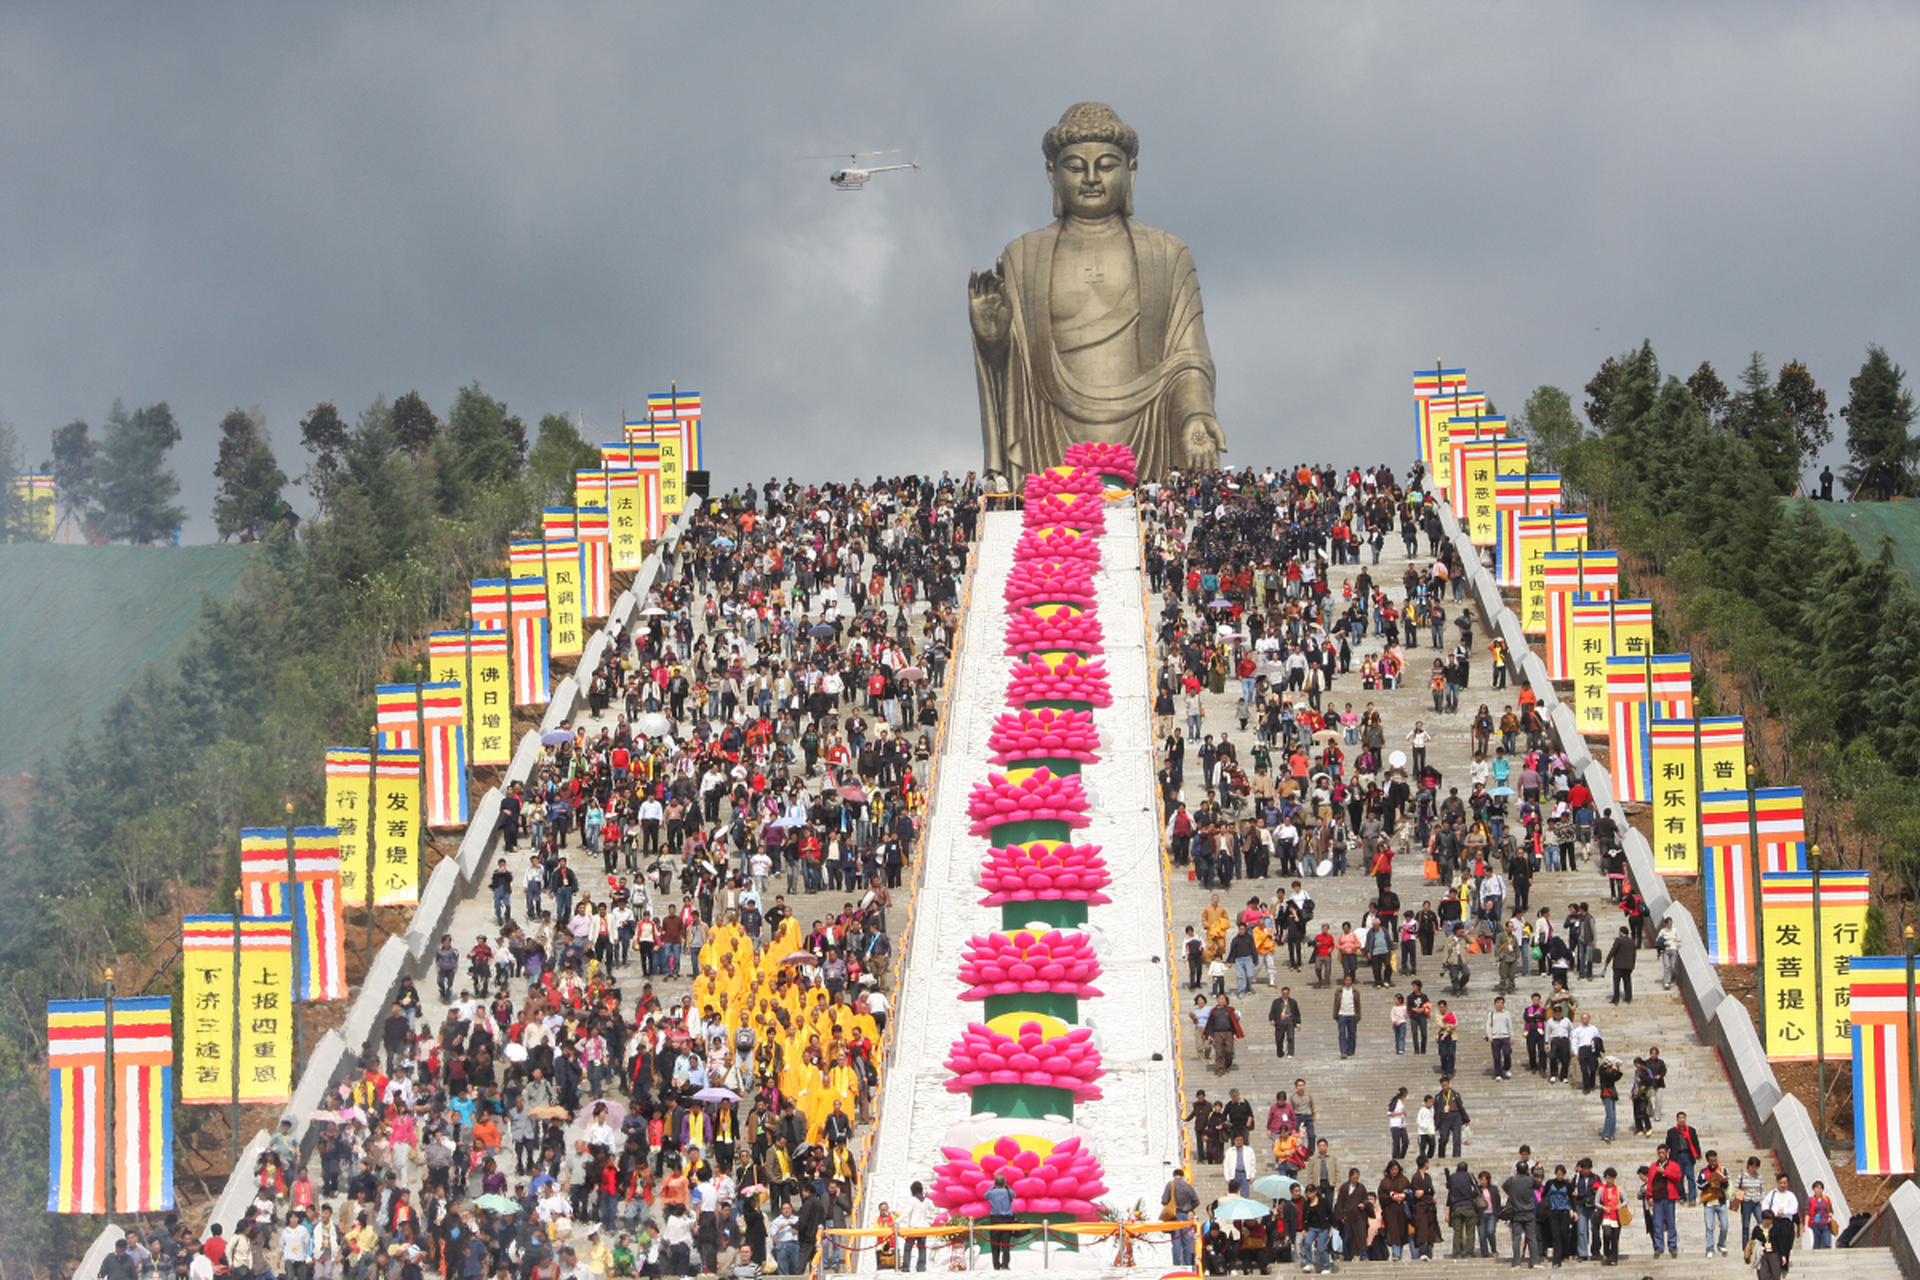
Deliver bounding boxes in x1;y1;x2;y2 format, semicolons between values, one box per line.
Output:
969;102;1226;484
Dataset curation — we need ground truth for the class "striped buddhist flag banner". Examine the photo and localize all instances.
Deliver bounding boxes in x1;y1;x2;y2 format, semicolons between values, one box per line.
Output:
468;631;512;766
573;469;610;515
577;506;611;618
1577;550;1620;600
1699;791;1758;963
471;578;508;631
1649;717;1702;877
47;997;174;1214
1493;474;1562;587
1421;392;1487;494
625;419;686;513
606;470;645;570
374;684;419;751
1411;366;1468;473
181;916;295;1105
1698;715;1748;793
544;536;585;657
1517;513;1587;635
1605;657;1652;803
371;750;422;906
1543;554;1584;678
324;749;371;905
240;827;347;1001
1448;432;1502;520
682;418;705;471
1850;955;1917;1174
647;390;702;423
541;506;574;542
507;538;546;579
508;578;551;706
1650;653;1694;721
1755;787;1808;872
1761;871;1868;1062
1570;597;1616;733
421;681;468;827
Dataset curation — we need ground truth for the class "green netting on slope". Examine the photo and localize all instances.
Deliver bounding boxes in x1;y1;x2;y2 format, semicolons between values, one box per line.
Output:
1796;497;1920;596
0;543;253;777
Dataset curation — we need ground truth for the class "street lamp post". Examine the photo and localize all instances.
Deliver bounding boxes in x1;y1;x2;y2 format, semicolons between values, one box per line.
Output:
1906;925;1918;1172
1811;843;1826;1143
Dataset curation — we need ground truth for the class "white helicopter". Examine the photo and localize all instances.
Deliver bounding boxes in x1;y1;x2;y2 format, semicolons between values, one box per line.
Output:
807;149;919;191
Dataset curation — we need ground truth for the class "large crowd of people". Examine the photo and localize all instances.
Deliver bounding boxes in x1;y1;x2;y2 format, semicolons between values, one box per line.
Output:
141;476;981;1280
1143;465;1824;1272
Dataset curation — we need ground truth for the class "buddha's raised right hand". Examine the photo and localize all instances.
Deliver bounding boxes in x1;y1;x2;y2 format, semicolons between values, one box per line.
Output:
968;259;1011;347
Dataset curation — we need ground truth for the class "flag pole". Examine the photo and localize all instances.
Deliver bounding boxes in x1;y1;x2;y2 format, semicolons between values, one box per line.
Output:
1904;924;1918;1172
413;684;427;892
284;804;303;1066
1810;843;1827;1142
230;888;243;1171
103;965;117;1227
366;728;380;973
1747;765;1766;1041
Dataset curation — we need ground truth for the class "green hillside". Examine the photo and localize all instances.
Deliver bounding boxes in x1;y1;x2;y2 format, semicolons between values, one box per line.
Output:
1796;497;1920;595
0;543;252;776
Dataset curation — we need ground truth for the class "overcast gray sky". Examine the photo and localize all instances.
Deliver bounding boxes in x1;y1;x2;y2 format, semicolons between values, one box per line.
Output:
3;2;1916;538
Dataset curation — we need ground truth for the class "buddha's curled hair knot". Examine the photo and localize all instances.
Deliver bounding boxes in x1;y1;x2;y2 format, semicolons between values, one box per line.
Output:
1043;103;1138;162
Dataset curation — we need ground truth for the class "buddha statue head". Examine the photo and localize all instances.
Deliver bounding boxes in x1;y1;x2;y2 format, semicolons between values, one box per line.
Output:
1043;102;1138;219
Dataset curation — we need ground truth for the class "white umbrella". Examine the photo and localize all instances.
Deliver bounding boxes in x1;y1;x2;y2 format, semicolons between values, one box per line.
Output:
635;713;676;738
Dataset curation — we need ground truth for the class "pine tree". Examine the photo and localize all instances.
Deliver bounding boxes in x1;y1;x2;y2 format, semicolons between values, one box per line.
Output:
92;400;185;544
1840;345;1916;493
299;401;351;516
527;412;600;506
212;407;290;542
1583;357;1621;431
1725;353;1799;495
441;382;526;501
390;390;439;459
49;418;95;533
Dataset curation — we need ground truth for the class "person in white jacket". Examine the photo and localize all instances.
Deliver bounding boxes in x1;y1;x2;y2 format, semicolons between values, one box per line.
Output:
1222;1134;1258;1196
1485;996;1515;1079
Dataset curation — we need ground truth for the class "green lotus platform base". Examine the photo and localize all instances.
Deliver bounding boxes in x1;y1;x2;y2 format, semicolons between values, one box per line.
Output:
1000;899;1089;930
968;1082;1075;1119
988;819;1072;846
1023;699;1096;713
1014;648;1095;666
983;991;1080;1024
1000;755;1083;778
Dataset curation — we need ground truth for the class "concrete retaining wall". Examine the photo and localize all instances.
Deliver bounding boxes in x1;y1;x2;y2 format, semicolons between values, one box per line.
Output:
1432;502;1867;1236
71;502;709;1270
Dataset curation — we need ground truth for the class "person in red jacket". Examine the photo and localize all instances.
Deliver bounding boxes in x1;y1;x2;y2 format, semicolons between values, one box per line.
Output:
1645;1146;1684;1257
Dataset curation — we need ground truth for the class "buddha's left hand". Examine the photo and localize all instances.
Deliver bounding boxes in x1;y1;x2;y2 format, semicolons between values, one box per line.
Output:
1182;415;1228;471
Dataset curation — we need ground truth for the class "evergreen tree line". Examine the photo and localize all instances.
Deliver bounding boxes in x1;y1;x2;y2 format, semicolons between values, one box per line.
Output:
0;384;597;1273
1516;342;1920;911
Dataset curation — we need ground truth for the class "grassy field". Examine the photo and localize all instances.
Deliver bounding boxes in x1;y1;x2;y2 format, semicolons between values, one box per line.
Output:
1793;496;1920;593
0;543;252;777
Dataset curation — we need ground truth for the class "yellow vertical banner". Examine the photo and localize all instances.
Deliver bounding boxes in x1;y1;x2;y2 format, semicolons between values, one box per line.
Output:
1762;872;1869;1062
606;470;644;570
544;539;584;657
373;750;422;906
1460;443;1499;545
1697;716;1748;794
1518;515;1588;636
468;631;512;766
180;916;294;1106
1571;598;1614;734
324;748;371;906
1649;718;1700;877
573;469;609;515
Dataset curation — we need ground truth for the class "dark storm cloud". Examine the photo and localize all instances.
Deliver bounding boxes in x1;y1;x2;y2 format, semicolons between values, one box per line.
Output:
2;3;1916;537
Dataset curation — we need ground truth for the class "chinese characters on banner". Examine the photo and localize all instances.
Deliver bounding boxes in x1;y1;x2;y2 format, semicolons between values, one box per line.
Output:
1760;871;1867;1062
543;537;584;657
324;748;371;905
467;631;512;766
1648;716;1746;876
1421;392;1486;496
180;915;294;1106
606;470;644;570
372;750;422;906
1516;513;1587;635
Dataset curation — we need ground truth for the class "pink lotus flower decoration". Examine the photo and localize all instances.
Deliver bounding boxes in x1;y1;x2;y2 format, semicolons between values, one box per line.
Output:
1022;493;1107;535
1002;610;1106;660
1005;655;1113;709
978;842;1113;905
944;1021;1106;1100
929;1135;1110;1219
1003;559;1097;611
986;708;1102;764
1061;441;1139;488
965;770;1091;836
1012;526;1101;564
956;928;1104;1000
1021;466;1104;505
